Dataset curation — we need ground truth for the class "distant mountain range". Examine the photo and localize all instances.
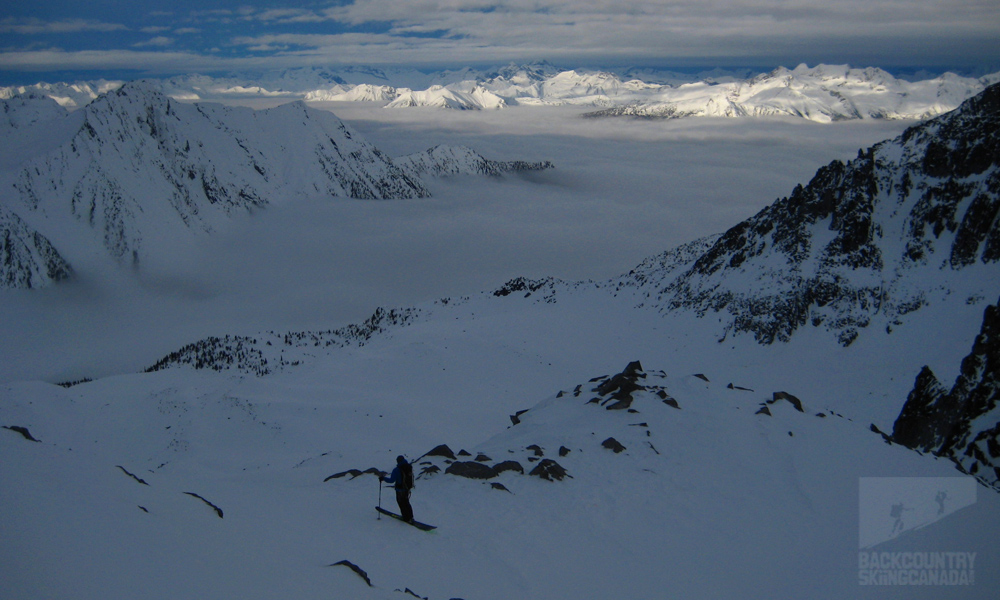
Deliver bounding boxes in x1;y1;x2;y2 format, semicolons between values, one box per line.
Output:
3;63;998;122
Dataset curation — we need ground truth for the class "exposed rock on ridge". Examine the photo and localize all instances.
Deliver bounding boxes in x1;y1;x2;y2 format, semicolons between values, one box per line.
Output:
892;297;1000;490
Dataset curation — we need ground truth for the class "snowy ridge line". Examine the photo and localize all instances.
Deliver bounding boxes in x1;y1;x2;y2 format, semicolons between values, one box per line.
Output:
144;306;421;375
5;63;998;121
395;145;554;179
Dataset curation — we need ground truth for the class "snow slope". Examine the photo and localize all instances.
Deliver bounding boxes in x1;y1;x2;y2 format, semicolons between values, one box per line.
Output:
3;322;997;600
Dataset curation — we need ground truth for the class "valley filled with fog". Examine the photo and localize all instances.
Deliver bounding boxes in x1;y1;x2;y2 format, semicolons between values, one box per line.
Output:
0;104;916;383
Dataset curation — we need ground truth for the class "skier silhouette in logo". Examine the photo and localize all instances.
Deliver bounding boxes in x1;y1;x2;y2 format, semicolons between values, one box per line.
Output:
890;502;913;535
935;490;948;516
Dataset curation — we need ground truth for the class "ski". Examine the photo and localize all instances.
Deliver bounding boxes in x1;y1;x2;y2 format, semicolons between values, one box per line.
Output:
375;506;437;531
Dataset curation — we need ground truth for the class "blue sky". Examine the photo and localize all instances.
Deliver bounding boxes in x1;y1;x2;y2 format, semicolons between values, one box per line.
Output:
1;0;999;83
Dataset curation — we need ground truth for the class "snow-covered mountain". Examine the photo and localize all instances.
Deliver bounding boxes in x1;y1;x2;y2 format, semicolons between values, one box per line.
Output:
1;94;71;132
385;85;507;110
625;81;1000;346
363;63;996;120
1;80;430;272
304;83;397;102
6;63;995;122
0;80;123;109
581;64;995;122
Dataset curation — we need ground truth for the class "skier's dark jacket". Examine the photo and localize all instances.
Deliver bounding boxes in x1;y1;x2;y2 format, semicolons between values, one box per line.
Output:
383;460;414;490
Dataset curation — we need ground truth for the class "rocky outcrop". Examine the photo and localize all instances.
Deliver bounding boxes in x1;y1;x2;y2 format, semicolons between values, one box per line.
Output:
892;297;1000;489
585;361;678;413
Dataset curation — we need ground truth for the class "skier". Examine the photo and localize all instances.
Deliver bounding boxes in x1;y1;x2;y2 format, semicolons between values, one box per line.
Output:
381;455;415;523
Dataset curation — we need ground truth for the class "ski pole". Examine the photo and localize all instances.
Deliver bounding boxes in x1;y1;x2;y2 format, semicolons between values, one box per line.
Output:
377;478;382;519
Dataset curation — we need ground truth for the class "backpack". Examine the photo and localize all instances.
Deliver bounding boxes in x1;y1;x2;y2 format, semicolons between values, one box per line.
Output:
400;462;414;490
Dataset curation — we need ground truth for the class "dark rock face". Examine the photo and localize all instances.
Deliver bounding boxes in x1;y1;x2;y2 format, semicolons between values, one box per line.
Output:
596;361;645;410
639;83;1000;347
892;297;1000;489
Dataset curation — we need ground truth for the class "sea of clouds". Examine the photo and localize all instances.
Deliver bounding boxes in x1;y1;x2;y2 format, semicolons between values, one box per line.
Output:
0;102;917;383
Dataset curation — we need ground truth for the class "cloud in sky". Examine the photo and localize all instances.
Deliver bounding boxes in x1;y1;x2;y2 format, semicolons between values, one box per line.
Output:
0;0;998;81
